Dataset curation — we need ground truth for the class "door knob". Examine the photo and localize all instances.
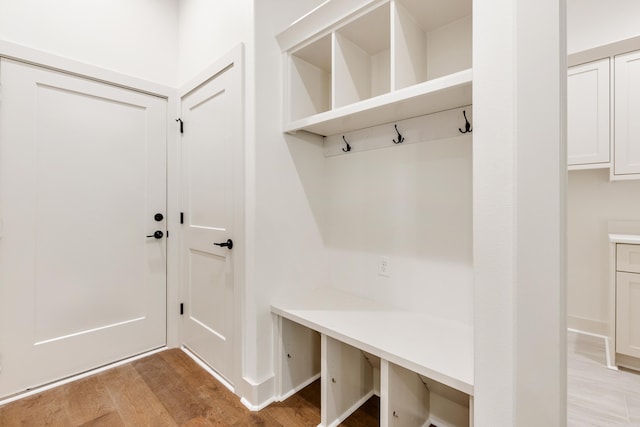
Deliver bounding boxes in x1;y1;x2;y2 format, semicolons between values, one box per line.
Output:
154;213;164;221
213;239;233;250
146;230;164;239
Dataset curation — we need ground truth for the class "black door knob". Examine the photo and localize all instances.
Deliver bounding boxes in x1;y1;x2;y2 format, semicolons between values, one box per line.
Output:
154;213;164;221
213;239;233;250
146;230;164;239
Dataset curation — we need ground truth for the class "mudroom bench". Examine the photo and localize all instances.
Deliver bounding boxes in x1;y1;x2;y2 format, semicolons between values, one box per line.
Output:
271;287;474;427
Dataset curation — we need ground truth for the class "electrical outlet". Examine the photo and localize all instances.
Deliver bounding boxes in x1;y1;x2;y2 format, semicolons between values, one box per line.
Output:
378;256;390;277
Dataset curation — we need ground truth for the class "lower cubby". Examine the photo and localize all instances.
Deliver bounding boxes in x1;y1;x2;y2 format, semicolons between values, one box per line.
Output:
277;317;321;400
322;335;380;426
275;316;471;427
382;361;470;427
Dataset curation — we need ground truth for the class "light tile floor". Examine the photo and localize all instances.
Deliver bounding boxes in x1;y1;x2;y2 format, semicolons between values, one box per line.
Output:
568;330;640;426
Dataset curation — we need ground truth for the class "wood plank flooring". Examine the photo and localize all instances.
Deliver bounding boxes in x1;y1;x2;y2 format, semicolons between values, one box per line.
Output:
3;332;633;426
0;349;378;426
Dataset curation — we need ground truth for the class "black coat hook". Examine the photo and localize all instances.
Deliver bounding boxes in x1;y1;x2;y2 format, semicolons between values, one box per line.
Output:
342;135;351;152
176;118;184;134
458;110;472;134
393;124;404;144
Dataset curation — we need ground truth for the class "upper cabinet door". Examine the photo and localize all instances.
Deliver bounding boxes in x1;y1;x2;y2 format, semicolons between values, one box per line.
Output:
567;58;610;168
615;50;640;176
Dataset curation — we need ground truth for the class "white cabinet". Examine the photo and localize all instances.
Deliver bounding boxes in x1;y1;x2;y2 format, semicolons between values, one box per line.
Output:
567;59;610;169
609;235;640;370
614;50;640;177
616;243;640;360
277;0;472;136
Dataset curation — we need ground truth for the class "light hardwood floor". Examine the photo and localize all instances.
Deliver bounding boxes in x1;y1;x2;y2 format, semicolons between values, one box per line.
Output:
568;330;640;426
1;332;637;426
0;348;376;426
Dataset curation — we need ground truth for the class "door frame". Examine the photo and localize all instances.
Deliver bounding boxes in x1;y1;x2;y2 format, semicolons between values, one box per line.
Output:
177;44;245;391
0;40;181;350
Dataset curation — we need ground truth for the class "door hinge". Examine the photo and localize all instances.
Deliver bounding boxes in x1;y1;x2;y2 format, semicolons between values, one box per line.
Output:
180;212;184;224
176;118;184;134
180;303;184;315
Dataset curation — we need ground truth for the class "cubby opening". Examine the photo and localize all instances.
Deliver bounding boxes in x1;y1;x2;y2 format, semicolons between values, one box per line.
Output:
322;336;381;426
392;0;472;90
278;318;321;399
383;361;470;427
334;3;391;107
289;34;332;121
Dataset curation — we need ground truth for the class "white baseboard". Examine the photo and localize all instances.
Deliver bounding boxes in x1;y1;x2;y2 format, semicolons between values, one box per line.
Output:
328;390;375;427
181;346;234;393
567;315;609;336
238;374;276;411
279;373;321;402
567;327;615;369
0;347;166;407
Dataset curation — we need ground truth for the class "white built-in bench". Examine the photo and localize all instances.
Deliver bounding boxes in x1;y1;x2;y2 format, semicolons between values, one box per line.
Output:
271;287;474;427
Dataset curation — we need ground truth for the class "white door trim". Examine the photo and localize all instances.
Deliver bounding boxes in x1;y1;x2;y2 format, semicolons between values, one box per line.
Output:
0;40;181;350
177;44;245;393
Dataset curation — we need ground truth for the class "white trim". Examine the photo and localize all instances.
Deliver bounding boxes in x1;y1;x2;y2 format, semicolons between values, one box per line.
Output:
566;316;608;337
328;390;375;427
181;347;234;393
0;40;174;98
278;373;321;402
178;44;243;98
567;328;616;369
240;396;276;412
609;233;640;245
0;347;166;407
568;35;640;68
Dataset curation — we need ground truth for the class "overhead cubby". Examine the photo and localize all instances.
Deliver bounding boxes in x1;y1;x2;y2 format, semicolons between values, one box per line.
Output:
277;0;473;136
392;0;472;90
334;3;391;108
288;34;332;122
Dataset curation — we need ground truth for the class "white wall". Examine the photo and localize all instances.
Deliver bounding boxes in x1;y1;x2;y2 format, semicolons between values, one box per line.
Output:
568;170;640;333
247;0;328;402
326;137;473;325
0;0;178;87
567;1;640;334
177;0;253;85
567;0;640;54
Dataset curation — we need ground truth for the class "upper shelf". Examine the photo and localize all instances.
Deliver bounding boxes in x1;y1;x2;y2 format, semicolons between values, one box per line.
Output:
277;0;472;136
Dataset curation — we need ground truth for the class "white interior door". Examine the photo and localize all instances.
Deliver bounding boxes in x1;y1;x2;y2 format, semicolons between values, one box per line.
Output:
181;55;242;385
0;59;167;398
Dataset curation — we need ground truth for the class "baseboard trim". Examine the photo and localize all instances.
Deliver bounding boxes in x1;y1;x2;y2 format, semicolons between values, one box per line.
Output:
568;328;615;369
0;347;166;407
180;346;234;393
328;390;375;427
567;316;609;336
238;374;276;411
279;373;321;402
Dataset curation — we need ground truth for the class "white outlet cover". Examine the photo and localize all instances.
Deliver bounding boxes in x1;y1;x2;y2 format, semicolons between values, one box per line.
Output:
378;256;390;277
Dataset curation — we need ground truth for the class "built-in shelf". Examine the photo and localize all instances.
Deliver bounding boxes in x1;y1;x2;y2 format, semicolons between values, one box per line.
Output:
278;0;472;136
